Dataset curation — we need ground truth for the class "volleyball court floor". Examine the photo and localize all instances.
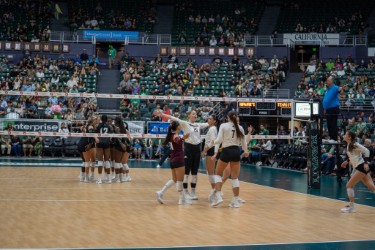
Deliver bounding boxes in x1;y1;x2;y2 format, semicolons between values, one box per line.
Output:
0;157;374;250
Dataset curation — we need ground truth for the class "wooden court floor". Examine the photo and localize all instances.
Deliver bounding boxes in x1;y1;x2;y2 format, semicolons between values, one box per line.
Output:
0;167;375;249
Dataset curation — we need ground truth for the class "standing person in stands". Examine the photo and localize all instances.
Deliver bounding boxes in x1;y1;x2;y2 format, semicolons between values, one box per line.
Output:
156;110;209;200
108;45;117;69
323;75;346;141
156;121;191;205
96;115;112;184
341;131;375;213
201;115;219;202
211;111;248;208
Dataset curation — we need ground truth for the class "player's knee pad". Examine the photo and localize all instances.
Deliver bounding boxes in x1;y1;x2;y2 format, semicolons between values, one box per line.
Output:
106;161;111;169
91;161;95;167
215;175;222;183
191;175;197;184
208;175;215;184
97;161;103;167
176;181;183;192
84;162;90;168
115;163;121;169
183;174;189;183
347;187;354;197
232;179;240;188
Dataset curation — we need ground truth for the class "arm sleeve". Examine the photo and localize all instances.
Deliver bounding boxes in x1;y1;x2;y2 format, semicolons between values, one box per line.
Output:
356;143;370;158
214;125;224;145
169;116;188;130
198;122;209;129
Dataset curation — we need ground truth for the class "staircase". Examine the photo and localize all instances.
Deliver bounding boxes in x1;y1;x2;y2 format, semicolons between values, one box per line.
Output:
283;72;304;98
256;6;281;35
96;69;121;113
50;1;70;32
152;5;174;34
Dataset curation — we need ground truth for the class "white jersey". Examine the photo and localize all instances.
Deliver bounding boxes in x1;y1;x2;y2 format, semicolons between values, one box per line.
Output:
214;122;247;151
347;142;370;169
171;117;209;145
204;126;217;148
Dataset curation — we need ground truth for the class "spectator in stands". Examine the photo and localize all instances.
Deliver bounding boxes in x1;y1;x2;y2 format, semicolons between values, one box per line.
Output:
22;135;34;157
89;55;100;66
133;139;143;159
80;49;89;62
144;138;154;160
108;45;117;69
33;137;43;158
11;135;21;157
259;124;270;135
209;35;217;46
1;123;12;155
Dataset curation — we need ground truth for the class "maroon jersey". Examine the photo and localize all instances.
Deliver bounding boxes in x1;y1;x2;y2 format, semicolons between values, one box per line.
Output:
170;136;184;164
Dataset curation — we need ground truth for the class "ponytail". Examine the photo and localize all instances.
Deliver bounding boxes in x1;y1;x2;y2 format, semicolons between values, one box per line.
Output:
228;110;244;139
347;131;357;152
163;126;174;147
163;120;180;147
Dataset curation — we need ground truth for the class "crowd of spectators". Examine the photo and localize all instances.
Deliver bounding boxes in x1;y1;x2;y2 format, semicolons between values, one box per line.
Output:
293;11;368;34
175;1;262;46
295;54;375;108
116;53;289;121
0;0;53;42
0;50;99;124
69;1;157;31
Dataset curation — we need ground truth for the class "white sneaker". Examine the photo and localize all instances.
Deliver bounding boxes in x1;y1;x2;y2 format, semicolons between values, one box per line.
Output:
341;205;356;213
102;176;108;182
229;197;240;208
107;178;112;184
178;195;192;205
80;175;85;182
96;178;102;184
156;164;161;168
211;195;223;207
121;176;131;182
156;191;164;204
208;192;215;202
238;197;246;204
189;193;198;200
111;173;115;179
84;176;89;183
89;175;95;182
115;178;121;183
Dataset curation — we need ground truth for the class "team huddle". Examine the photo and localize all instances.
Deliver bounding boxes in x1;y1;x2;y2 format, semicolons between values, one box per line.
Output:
155;110;249;208
77;114;132;184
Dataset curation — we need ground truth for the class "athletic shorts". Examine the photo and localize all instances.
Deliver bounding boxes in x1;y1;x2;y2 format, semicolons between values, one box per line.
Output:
170;162;184;169
206;147;215;157
355;163;370;174
220;146;240;163
96;142;110;149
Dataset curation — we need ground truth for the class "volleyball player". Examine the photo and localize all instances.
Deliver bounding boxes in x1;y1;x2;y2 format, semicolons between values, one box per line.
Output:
211;111;248;208
156;121;191;205
112;116;129;182
96;115;112;184
120;121;132;182
88;117;99;181
77;122;97;182
340;131;375;213
201;115;219;202
156;110;209;200
107;117;116;180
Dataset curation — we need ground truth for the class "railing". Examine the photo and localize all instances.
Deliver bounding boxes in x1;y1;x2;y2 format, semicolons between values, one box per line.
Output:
263;89;290;99
50;30;366;48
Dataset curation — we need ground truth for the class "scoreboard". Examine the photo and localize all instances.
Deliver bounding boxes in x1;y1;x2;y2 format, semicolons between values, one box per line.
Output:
238;101;292;117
